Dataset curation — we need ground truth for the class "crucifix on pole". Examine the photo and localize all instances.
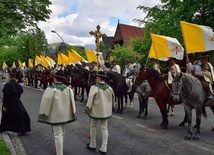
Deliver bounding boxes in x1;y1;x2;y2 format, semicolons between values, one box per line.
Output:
89;25;107;71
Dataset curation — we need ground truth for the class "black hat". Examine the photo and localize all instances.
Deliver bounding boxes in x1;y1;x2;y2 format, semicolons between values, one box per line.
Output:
125;58;130;62
54;71;65;79
96;71;107;78
150;58;155;61
199;53;209;58
167;57;175;61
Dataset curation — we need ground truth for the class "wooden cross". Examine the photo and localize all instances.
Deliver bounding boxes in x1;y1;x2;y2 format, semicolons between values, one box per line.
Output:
89;25;107;53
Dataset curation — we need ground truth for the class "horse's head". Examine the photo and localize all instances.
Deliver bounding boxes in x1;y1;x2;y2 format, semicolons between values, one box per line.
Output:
135;67;147;85
171;72;183;102
129;62;141;75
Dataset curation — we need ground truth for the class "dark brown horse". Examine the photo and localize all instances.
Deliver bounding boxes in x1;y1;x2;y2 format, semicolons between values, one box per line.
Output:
135;67;182;129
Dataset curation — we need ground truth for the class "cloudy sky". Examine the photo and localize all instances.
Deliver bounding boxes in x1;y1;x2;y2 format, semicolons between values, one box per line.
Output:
38;0;160;46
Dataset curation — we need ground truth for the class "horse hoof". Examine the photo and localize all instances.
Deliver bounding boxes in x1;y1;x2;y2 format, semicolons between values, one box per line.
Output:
211;127;214;132
136;115;141;118
119;111;123;114
193;124;198;128
142;116;147;120
179;122;185;127
184;136;191;140
193;136;200;141
162;125;168;129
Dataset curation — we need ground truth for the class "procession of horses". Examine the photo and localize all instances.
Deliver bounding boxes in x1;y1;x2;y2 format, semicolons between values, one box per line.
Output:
4;61;214;141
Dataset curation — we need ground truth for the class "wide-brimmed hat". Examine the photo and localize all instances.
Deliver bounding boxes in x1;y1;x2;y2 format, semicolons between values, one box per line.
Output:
96;71;107;78
167;57;175;61
54;71;65;79
199;53;209;58
125;58;130;62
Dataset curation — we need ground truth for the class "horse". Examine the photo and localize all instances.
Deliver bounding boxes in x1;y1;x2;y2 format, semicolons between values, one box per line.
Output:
71;66;90;102
135;67;182;129
171;72;214;140
105;71;135;113
135;80;151;119
126;62;151;118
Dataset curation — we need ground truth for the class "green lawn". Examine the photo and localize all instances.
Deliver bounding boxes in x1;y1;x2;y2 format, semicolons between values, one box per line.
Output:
0;139;10;155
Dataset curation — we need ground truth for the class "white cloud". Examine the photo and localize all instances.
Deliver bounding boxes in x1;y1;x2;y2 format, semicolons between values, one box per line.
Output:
38;0;160;46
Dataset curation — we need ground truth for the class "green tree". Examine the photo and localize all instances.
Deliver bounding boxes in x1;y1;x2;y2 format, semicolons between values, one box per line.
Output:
0;0;52;37
134;0;214;64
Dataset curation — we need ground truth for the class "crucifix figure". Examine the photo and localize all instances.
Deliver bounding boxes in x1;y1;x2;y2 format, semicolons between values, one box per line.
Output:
89;25;107;53
89;25;107;71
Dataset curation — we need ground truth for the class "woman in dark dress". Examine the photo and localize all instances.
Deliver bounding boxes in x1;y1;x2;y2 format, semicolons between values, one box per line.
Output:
0;71;31;135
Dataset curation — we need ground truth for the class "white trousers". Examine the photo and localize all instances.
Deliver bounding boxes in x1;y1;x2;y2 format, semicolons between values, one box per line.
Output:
89;119;108;152
52;124;66;155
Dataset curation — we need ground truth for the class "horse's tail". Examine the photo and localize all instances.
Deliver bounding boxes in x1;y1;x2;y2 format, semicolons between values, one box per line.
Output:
202;106;207;118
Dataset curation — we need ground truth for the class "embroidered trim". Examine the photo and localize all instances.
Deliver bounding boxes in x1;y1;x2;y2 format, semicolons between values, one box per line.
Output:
50;83;67;91
95;83;109;90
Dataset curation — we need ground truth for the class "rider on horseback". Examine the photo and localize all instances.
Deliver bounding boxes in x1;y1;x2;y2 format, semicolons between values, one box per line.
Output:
186;53;214;100
122;58;133;93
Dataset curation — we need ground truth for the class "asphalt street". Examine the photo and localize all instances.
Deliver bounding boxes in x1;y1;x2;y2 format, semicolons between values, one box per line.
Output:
0;79;214;155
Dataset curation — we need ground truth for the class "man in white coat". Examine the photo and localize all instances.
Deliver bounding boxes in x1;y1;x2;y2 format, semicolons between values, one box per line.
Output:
85;71;115;154
38;71;77;155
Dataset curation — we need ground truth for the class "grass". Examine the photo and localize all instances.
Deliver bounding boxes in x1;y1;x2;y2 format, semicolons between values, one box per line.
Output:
0;139;10;155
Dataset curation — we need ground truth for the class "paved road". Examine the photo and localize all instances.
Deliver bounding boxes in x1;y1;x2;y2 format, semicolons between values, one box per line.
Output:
0;81;213;155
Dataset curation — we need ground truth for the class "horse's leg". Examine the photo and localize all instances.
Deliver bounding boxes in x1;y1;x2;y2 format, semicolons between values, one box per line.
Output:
143;96;149;120
184;105;193;140
193;106;202;141
158;101;168;129
80;87;84;102
129;92;133;108
179;107;188;127
136;94;143;118
211;106;214;131
74;86;78;100
116;96;120;113
120;96;124;114
124;94;128;108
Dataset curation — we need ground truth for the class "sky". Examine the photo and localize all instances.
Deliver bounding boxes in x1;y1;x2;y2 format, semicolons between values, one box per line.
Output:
38;0;160;46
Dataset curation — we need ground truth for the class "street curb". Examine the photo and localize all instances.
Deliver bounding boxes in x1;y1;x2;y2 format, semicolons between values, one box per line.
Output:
2;132;16;155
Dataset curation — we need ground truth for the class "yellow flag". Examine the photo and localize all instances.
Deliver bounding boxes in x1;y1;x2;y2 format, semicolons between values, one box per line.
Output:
2;61;8;70
150;33;184;60
40;55;51;67
12;61;16;68
68;51;77;63
18;60;23;67
85;48;97;62
28;59;34;67
35;55;41;65
57;53;63;65
180;21;214;53
60;53;69;65
46;56;56;68
22;62;26;67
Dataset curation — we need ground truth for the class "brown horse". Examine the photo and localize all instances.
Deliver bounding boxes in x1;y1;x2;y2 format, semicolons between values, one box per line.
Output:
135;67;182;129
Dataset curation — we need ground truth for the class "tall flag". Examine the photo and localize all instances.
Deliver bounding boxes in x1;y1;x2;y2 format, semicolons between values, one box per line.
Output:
28;59;34;67
35;55;41;65
85;48;97;62
60;53;69;65
150;33;184;60
180;21;214;53
57;53;63;65
2;61;8;70
46;56;56;68
12;61;16;68
68;51;76;63
18;60;23;67
40;55;51;67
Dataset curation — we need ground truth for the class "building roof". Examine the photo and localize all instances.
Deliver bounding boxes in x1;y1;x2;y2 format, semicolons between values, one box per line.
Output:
113;23;144;46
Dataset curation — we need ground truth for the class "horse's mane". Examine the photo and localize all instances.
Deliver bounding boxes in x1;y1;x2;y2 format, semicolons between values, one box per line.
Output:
106;71;123;81
147;68;163;81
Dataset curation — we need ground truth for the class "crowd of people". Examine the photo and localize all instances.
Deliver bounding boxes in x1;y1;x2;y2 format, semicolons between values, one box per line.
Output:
0;53;214;155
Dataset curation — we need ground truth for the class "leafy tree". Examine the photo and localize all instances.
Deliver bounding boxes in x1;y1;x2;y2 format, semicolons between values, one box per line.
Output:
0;0;52;38
134;0;214;64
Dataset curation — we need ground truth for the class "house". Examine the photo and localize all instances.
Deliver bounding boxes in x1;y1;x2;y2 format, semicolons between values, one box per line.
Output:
103;22;144;60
